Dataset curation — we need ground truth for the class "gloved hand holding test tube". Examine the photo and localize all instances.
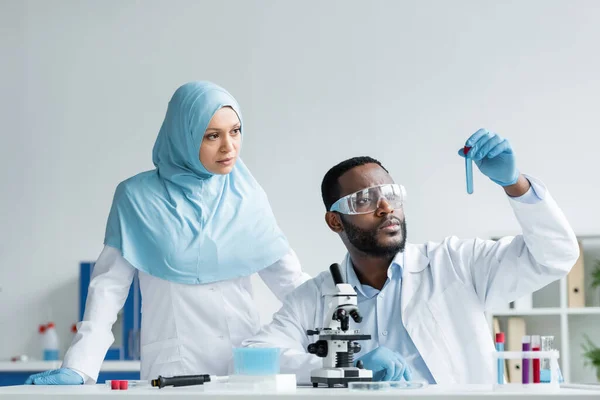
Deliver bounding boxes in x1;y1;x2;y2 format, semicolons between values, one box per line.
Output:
458;129;520;195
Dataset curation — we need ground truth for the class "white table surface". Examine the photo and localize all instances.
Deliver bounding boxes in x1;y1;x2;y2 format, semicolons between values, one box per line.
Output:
0;384;599;399
0;361;140;372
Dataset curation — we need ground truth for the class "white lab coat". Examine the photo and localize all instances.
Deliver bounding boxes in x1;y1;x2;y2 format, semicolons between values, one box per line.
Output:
62;246;309;383
243;176;579;384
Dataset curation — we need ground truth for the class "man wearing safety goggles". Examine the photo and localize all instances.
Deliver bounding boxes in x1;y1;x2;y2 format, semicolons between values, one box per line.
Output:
327;182;407;259
245;129;579;385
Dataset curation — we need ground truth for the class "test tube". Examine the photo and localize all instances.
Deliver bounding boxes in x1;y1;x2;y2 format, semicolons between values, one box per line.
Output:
532;335;541;383
464;146;473;194
495;332;505;384
522;336;531;384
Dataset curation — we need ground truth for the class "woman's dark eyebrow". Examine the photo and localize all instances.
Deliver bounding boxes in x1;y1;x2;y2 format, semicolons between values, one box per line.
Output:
206;123;240;132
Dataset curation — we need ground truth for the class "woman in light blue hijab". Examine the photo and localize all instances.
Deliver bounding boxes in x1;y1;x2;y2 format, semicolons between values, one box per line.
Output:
26;82;309;384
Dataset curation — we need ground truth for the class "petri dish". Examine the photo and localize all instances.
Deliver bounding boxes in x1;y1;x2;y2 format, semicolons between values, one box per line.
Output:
390;381;428;390
348;381;391;391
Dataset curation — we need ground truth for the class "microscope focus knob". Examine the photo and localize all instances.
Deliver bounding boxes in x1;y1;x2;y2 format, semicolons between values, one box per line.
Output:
307;340;328;358
357;360;365;369
349;342;362;354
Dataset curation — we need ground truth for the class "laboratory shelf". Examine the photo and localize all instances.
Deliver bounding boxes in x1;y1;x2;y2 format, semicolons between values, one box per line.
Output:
488;307;600;317
486;234;600;384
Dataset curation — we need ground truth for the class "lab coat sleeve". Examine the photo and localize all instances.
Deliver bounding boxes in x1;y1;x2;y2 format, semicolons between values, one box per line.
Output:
62;245;136;383
242;282;321;384
448;175;579;309
258;248;311;302
509;182;542;204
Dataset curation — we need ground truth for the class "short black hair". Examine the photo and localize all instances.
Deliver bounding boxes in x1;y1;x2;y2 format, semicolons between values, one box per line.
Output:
321;156;389;211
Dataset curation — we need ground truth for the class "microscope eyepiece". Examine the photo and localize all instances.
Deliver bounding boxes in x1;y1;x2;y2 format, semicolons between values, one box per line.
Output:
329;263;345;285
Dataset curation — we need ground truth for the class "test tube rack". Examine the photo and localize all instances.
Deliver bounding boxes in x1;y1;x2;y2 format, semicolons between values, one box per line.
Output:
492;350;560;392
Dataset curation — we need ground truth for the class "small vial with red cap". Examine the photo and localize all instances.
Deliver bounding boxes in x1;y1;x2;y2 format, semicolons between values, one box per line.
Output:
106;380;148;390
108;380;129;390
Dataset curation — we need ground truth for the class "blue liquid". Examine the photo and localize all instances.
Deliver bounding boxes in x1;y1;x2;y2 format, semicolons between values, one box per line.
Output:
233;347;280;375
496;343;504;384
466;157;473;194
43;349;59;361
540;368;564;383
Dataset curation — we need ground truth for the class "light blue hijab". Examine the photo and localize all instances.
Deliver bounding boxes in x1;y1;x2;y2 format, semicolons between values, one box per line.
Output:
104;81;290;284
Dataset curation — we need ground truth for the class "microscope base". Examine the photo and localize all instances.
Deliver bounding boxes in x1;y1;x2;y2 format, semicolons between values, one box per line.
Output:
310;367;373;388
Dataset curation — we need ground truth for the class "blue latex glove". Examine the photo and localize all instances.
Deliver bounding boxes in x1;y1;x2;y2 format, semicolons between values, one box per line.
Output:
458;129;519;186
24;368;84;385
355;346;412;382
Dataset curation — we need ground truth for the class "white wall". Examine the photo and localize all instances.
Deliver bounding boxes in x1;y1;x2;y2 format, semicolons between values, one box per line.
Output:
2;0;600;379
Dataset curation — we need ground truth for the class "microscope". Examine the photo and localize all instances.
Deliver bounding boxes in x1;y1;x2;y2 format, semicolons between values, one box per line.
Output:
306;263;373;388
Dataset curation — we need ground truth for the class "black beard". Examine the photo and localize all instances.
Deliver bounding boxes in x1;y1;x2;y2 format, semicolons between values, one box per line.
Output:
340;216;407;258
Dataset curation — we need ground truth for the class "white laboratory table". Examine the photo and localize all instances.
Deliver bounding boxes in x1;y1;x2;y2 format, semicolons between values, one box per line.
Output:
0;361;141;387
0;361;140;372
1;384;599;399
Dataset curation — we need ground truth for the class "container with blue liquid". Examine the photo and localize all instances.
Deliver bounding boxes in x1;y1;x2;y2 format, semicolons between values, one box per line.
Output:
233;347;280;376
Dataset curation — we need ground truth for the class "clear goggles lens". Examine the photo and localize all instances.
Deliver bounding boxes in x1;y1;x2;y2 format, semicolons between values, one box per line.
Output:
330;183;406;215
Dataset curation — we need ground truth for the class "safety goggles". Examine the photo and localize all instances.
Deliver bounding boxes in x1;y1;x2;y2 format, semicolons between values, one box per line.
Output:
330;183;406;215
